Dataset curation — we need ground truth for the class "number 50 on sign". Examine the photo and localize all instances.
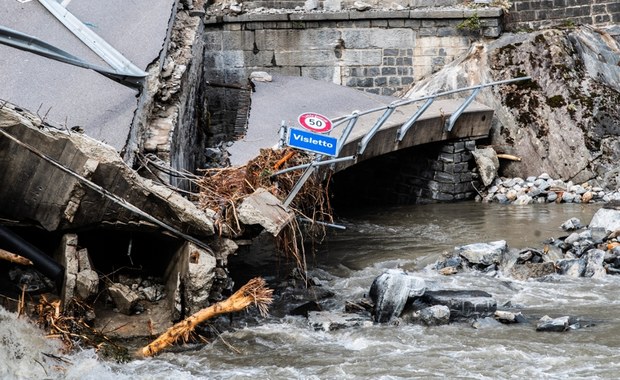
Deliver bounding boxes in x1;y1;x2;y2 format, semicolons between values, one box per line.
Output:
298;112;333;133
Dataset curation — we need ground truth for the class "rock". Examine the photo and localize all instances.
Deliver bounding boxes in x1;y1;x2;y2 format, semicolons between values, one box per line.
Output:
353;1;372;11
369;269;426;323
75;269;99;300
560;217;583;231
562;192;575;203
418;305;450;326
547;192;558;202
249;71;273;82
536;315;571;332
455;240;507;267
238;188;295;236
564;232;581;245
323;0;342;11
76;248;93;272
308;311;372;331
494;310;528;324
510;262;556;280
108;283;141;315
506;189;518;201
589;207;620;234
472;147;499;187
438;266;458;275
422;290;497;321
513;194;532;205
142;285;165;302
556;258;586;277
582;191;593;203
303;0;319;10
583;249;606;278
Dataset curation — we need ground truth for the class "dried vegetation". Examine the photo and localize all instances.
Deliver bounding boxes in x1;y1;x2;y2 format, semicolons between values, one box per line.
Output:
196;148;335;274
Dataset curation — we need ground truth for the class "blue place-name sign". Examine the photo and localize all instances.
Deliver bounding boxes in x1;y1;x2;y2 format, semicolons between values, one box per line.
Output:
287;128;338;157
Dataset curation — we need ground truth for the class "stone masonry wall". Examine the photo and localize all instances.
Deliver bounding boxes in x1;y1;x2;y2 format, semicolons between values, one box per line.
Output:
331;139;480;206
505;0;620;31
203;8;502;142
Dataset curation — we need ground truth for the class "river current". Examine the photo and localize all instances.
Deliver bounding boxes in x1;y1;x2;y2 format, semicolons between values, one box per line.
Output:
4;202;620;379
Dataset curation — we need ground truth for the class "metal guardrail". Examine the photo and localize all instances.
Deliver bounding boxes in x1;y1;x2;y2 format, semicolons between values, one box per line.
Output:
0;0;147;89
278;76;531;208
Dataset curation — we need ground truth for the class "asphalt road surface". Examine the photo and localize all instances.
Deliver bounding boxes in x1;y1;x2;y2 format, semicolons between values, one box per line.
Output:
0;0;174;151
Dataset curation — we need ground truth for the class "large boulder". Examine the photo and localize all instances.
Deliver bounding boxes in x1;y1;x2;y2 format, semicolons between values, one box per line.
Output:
369;269;426;323
455;240;507;267
421;290;497;321
589;206;620;234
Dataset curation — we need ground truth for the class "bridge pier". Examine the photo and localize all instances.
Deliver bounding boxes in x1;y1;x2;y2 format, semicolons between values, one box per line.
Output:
331;138;481;207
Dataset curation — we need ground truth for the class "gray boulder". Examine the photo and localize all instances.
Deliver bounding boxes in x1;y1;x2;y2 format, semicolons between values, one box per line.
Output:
589;206;620;234
418;305;450;326
455;240;507;267
536;315;571;332
369;269;426;323
583;249;606;278
422;290;497;321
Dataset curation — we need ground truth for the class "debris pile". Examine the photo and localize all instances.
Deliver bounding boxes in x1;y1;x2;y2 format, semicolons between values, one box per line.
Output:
197;148;334;266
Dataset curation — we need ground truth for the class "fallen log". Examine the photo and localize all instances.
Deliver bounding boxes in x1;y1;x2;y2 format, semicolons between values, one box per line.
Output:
0;248;32;265
496;153;522;161
140;277;273;357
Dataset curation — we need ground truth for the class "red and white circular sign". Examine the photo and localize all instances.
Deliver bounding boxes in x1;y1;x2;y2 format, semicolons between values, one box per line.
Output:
298;112;332;133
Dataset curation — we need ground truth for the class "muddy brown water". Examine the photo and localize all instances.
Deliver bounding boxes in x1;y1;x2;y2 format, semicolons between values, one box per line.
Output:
5;202;620;379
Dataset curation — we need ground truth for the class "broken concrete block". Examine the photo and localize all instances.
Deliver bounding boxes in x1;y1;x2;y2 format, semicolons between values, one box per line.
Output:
238;188;294;236
164;241;219;317
54;233;79;308
77;248;93;272
76;269;99;300
108;283;141;315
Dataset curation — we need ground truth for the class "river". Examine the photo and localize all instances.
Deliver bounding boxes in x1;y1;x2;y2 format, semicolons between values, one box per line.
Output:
4;201;620;379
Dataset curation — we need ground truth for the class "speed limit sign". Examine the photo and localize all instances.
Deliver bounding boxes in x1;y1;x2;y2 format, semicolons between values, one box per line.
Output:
298;112;333;133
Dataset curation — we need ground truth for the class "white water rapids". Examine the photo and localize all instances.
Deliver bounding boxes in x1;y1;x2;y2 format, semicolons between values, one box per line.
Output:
3;202;620;379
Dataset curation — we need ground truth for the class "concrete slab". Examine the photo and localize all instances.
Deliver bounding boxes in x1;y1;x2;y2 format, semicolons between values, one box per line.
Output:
228;74;398;166
0;0;175;151
229;75;494;168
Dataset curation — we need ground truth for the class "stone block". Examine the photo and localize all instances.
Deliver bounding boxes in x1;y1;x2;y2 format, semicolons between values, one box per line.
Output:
422;290;497;321
275;50;336;66
302;66;338;82
341;49;383;65
108;283;141;315
76;248;92;272
76;269;99;300
222;30;256;50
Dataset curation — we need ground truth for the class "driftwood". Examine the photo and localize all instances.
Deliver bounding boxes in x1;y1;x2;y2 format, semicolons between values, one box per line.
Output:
496;153;522;161
0;248;32;265
140;277;273;357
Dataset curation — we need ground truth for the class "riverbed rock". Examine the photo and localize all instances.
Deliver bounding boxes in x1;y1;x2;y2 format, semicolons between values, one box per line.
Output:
308;311;373;331
494;310;528;324
369;269;426;323
418;305;450;326
589;206;620;234
556;258;586;277
510;262;557;280
455;240;507;267
472;147;499;187
561;217;584;231
421;290;497;321
583;249;606;278
536;315;571;332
